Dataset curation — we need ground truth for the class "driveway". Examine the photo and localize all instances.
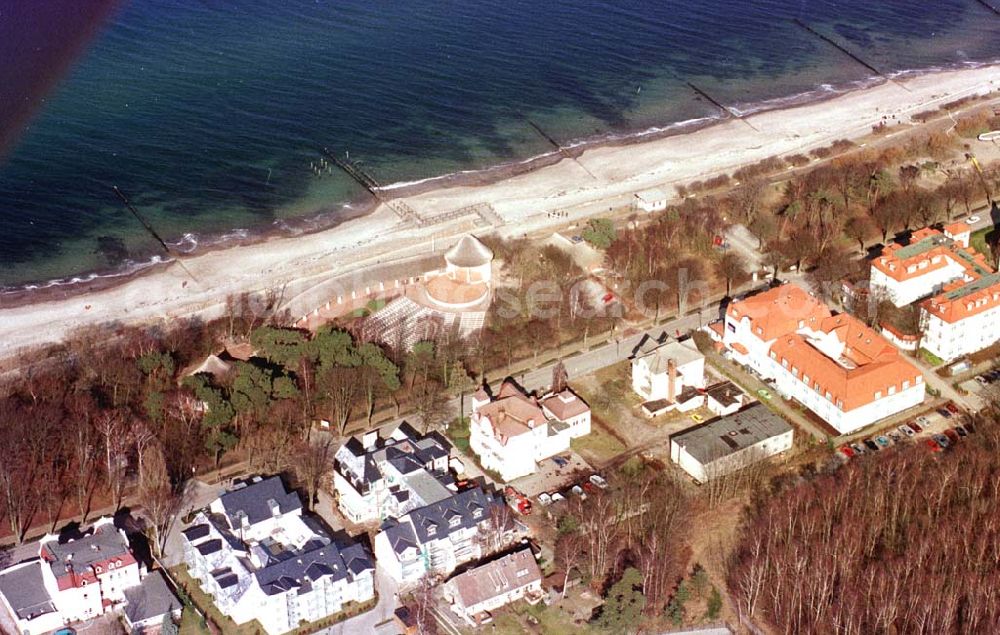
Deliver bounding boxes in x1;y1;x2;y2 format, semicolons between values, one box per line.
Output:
321;565;399;635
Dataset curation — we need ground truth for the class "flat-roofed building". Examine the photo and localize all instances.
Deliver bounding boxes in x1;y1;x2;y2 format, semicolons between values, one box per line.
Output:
670;404;793;482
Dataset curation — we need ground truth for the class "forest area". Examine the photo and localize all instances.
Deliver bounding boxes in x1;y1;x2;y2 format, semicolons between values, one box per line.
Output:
727;410;1000;634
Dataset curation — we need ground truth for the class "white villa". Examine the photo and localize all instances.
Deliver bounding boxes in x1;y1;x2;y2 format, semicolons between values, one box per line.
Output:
333;422;454;524
0;517;176;635
920;272;1000;362
373;486;512;586
631;338;705;413
469;380;591;482
181;476;374;635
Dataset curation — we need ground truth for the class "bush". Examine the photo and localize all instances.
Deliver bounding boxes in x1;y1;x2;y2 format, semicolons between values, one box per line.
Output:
581;218;617;250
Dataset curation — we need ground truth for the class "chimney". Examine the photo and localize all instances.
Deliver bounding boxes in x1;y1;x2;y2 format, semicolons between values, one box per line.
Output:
667;358;677;403
362;430;379;451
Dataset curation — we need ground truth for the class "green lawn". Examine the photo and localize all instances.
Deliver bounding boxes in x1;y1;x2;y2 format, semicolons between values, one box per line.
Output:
488;601;588;635
970;226;996;259
447;417;471;453
571;425;627;464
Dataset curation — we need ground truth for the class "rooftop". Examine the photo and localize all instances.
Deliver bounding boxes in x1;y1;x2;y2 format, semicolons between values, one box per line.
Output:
41;519;132;578
447;547;541;609
123;571;182;625
672;404;792;464
445;234;493;268
727;284;831;342
705;381;743;407
218;476;301;528
639;339;704;374
0;561;57;621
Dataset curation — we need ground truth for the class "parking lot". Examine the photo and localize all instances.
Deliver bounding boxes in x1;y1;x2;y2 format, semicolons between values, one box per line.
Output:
958;368;1000;412
837;402;975;460
509;451;592;498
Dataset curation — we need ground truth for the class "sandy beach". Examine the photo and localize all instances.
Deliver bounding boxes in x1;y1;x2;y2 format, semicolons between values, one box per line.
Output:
1;64;998;360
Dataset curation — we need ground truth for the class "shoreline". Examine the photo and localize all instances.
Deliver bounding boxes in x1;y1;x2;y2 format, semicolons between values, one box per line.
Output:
0;62;998;357
5;58;995;300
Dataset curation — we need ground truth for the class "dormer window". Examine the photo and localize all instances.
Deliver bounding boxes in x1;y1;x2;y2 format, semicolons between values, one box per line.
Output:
874;391;882;400
472;508;482;519
95;566;102;573
449;516;461;528
427;525;437;536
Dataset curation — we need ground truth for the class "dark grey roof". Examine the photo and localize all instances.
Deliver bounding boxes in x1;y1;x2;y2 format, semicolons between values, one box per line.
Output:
219;476;301;527
182;524;211;542
381;520;418;554
340;542;375;577
705;381;743;407
254;541;372;596
0;561;57;621
123;571;181;625
42;522;131;577
408;487;497;545
671;404;793;464
196;539;223;556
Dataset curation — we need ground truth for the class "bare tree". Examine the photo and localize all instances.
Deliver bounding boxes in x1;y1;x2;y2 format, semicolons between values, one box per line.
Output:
139;443;179;558
96;410;132;510
293;437;335;512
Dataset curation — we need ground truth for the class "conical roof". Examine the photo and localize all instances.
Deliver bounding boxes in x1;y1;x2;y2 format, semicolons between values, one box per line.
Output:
445;235;493;268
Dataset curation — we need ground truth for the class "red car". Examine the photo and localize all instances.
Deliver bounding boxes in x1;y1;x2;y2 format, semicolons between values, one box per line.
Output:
925;438;942;452
838;446;855;459
909;421;923;433
945;402;960;414
943;429;960;444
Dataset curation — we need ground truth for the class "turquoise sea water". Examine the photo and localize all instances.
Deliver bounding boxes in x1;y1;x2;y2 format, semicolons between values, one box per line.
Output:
1;0;999;288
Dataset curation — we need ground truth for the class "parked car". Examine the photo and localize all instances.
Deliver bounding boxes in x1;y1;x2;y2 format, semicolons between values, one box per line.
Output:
875;435;890;448
839;446;855;459
937;408;953;419
582;481;598;494
954;425;969;438
690;413;705;423
851;443;866;455
909;421;923;433
864;439;880;452
571;485;586;500
550;492;566;503
899;424;916;437
538;492;552;506
925;438;942;452
976;375;989;385
552;456;569;468
917;416;932;427
589;474;609;489
945;402;960;414
968;215;981;224
964;421;976;434
889;432;904;444
944;428;960;444
933;434;950;449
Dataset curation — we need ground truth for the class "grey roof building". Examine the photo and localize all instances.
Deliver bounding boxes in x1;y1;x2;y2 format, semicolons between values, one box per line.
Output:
217;475;302;528
0;561;57;622
122;571;182;630
670;404;794;482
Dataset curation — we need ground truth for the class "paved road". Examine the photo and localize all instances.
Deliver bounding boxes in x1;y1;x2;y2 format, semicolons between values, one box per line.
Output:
320;566;399;635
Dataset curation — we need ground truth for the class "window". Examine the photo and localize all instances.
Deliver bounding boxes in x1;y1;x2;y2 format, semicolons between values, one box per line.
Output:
874;391;882;400
888;386;896;396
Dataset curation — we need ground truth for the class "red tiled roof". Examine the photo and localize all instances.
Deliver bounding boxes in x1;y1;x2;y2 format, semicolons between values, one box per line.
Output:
769;313;921;412
726;284;831;341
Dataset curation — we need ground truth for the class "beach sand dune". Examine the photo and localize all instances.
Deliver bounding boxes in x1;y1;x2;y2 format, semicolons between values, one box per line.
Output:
1;65;997;360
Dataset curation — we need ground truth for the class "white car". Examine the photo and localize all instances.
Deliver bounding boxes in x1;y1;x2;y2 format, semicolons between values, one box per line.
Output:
898;424;916;438
571;485;586;500
550;492;565;503
589;474;608;489
968;215;981;224
538;492;552;506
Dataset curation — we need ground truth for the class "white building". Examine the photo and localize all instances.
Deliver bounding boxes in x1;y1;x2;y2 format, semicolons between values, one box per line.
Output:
333;422;453;524
0;517;175;635
181;476;374;635
368;234;494;350
442;548;543;625
704;381;747;417
373;486;512;586
670;404;793;482
869;224;992;307
920;272;1000;362
631;338;705;411
721;284;925;434
634;188;668;213
469;380;591;483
